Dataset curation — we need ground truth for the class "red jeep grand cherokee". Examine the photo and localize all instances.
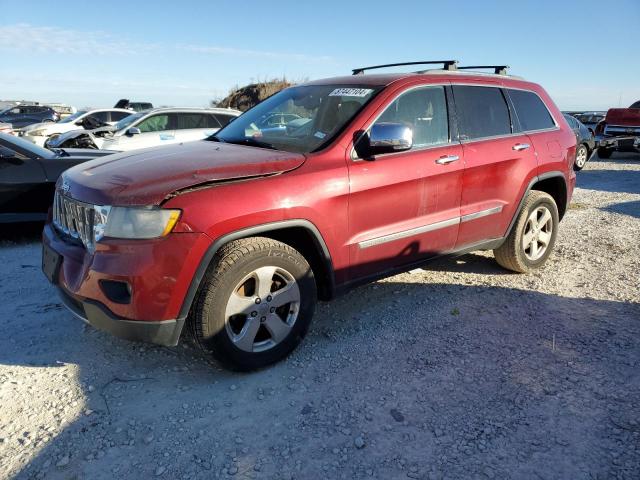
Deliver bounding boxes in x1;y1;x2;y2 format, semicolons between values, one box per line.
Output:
42;61;576;370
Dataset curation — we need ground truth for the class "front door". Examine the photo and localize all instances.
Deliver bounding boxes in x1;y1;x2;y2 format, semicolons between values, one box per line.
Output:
347;85;464;280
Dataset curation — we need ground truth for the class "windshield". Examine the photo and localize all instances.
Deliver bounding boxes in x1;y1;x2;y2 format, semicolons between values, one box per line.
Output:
0;132;56;159
59;110;88;123
114;112;144;131
213;84;381;153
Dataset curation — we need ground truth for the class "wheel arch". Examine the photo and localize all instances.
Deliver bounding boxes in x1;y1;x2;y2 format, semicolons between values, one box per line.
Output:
178;220;335;321
505;171;568;238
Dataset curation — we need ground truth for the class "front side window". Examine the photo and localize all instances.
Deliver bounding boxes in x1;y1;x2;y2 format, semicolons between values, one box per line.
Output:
136;114;171;133
509;89;555;132
373;86;449;148
213;84;381;153
59;111;87;123
453;86;511;140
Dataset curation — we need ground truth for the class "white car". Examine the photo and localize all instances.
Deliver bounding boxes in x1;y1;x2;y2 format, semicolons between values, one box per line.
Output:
45;107;241;151
19;108;133;147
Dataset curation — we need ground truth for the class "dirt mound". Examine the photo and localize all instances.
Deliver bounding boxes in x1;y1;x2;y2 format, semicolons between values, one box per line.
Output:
216;79;293;112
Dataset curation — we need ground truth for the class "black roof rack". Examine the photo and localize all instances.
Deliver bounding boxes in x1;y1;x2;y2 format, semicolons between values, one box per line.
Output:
457;65;510;75
352;60;458;75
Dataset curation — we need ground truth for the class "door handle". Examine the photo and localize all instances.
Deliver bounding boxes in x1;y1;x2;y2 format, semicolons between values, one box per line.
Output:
512;143;531;151
435;154;460;165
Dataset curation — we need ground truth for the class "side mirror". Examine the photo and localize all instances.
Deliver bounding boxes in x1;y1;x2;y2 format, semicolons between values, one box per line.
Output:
354;123;413;159
126;127;141;136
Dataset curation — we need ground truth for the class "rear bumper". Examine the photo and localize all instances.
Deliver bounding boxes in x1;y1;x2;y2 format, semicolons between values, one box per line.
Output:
57;286;184;346
596;135;640;152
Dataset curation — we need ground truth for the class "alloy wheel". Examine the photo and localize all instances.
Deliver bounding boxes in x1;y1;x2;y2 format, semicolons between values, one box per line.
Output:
522;206;553;261
224;266;301;352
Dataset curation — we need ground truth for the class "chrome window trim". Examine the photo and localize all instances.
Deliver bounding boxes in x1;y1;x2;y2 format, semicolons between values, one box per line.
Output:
357;206;502;249
350;83;453;161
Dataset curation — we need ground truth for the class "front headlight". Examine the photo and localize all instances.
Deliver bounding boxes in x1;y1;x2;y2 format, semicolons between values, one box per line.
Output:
94;206;181;241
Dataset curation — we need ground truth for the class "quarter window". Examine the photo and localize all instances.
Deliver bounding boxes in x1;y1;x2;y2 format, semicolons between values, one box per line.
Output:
374;86;449;148
453;86;511;140
508;89;555;131
176;113;210;129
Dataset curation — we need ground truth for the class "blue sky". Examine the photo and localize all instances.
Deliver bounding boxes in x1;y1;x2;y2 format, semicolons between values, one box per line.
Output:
1;0;639;110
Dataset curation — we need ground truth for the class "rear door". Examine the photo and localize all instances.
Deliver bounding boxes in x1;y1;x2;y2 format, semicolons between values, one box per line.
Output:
452;84;537;248
348;84;464;279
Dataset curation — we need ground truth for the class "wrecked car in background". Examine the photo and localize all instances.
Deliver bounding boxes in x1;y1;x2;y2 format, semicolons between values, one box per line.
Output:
45;107;240;151
18;108;133;147
596;101;640;158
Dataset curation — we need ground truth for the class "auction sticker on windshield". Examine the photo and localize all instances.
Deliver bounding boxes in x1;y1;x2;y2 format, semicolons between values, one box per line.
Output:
328;88;373;97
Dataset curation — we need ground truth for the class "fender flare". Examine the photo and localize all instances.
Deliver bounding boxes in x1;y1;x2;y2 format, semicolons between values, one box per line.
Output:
505;170;568;237
177;219;335;320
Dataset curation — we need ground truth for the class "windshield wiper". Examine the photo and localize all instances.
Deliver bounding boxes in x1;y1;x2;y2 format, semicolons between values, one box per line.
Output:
224;138;277;150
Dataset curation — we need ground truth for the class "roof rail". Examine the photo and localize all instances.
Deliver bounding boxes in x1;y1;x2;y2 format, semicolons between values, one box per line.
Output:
352;60;458;75
457;65;510;75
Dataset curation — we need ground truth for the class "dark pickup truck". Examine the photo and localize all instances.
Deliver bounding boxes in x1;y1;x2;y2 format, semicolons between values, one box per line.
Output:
595;101;640;158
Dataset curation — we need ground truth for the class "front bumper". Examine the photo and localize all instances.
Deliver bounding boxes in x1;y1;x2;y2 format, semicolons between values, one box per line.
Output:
57;286;184;346
596;135;640;152
42;222;212;346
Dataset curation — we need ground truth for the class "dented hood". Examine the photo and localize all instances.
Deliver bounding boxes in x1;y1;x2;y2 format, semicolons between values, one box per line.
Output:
63;140;306;206
605;108;640;126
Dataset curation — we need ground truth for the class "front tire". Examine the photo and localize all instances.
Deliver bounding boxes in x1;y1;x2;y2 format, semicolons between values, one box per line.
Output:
574;144;589;171
493;191;559;273
189;237;316;371
597;147;612;159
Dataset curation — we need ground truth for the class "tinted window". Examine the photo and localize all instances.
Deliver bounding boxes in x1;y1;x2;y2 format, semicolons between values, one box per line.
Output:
136;114;171;132
111;111;131;121
91;111;111;122
176;113;221;129
630;101;640;109
214;114;235;128
509;89;555;131
374;86;449;147
453;86;511;140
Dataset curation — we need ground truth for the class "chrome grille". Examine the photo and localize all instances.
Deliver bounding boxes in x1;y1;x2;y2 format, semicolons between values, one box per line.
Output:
53;191;95;250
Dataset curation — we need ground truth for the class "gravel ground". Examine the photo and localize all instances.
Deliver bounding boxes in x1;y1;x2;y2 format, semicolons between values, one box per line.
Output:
1;153;639;480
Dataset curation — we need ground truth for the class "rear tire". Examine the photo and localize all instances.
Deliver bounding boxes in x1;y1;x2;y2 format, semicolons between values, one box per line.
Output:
597;147;612;159
189;237;316;371
574;144;589;171
493;191;559;273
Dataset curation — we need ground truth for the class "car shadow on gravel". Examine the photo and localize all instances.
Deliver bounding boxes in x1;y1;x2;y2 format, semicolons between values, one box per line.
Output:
603;199;640;219
0;222;43;245
577;167;640;194
7;280;640;479
418;252;507;275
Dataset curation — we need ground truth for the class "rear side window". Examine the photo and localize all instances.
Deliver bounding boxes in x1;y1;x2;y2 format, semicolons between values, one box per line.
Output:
375;85;449;147
509;89;555;131
453;86;511;140
176;113;208;129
